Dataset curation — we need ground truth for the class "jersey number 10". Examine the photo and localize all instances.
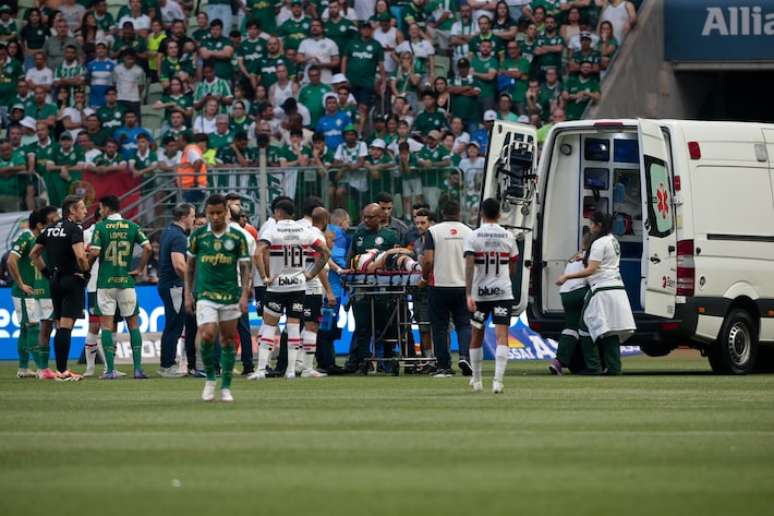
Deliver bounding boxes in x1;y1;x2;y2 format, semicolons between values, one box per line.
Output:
283;245;304;268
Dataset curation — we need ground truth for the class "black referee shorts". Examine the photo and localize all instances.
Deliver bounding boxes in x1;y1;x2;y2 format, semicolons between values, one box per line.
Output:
51;274;86;320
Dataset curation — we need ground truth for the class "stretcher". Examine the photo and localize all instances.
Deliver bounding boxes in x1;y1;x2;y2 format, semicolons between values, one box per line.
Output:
341;271;435;375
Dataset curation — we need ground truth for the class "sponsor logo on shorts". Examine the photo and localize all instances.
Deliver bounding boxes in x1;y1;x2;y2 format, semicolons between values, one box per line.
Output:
292;303;304;312
267;302;282;312
493;306;509;317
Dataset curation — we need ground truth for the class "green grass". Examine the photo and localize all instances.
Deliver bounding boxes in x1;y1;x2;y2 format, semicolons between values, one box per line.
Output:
1;353;774;516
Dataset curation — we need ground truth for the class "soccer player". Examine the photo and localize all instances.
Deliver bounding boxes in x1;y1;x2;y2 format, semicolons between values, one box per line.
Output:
251;199;330;380
7;209;54;379
30;195;90;381
88;195;152;379
464;198;519;394
83;207;108;377
185;194;252;402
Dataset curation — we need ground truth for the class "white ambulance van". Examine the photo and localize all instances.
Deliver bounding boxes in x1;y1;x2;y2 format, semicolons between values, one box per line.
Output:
481;119;774;374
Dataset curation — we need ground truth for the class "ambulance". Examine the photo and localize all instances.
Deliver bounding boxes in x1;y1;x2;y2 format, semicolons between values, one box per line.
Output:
481;119;774;374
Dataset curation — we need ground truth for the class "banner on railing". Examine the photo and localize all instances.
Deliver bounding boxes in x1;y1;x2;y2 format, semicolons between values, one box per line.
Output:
74;169;141;217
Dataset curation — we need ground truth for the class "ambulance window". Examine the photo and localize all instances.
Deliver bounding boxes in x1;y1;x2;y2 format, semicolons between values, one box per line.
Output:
613;139;639;163
583;196;608;219
644;156;674;237
584;138;610;161
584;168;609;190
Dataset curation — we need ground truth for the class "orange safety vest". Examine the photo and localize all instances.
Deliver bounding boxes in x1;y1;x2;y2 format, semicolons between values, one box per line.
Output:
176;144;208;188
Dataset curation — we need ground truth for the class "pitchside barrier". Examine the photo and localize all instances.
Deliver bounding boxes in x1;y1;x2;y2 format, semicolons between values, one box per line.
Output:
0;286;639;363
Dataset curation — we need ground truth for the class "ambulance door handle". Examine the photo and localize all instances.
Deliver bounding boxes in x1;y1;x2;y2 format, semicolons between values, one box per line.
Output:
649;255;661;264
668;245;675;254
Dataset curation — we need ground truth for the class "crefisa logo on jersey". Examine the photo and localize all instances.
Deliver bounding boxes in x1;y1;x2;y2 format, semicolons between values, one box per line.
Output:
477;286;503;297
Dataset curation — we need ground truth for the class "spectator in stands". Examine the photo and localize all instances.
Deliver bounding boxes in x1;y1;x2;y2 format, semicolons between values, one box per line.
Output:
114;110;152;163
469;15;502;58
176;133;209;203
332;125;368;208
363;140;393;193
45;133;82;207
59;0;87;37
268;63;298;108
395;23;435;86
458;140;485;205
25;51;54;94
113;49;145;122
28;86;57;128
54;45;85;101
193;98;220;135
97;87;125;132
119;0;151;38
598;0;637;43
599;20;619;71
20;9;48;69
193;64;233;113
569;32;601;76
94;137;128;174
299;65;332;128
492;1;517;42
534;15;563;78
209;115;234;151
316;94;349;151
159;0;186;28
44;17;81;70
59;88;90;140
500;40;530;115
449;5;479;66
496;93;518;122
448;58;480;133
537;67;562;120
561;6;582;44
448;116;470;157
92;0;116;34
86;43;116;108
83;114;110;148
471;109;496;154
199;19;235;81
417;129;451;211
471;39;498;114
413;90;449;136
297;19;340;84
342;22;385;118
562;61;600;120
157;135;182;174
112;22;148;65
0;138;25;212
216;131;258;166
156;77;194;129
279;0;312;53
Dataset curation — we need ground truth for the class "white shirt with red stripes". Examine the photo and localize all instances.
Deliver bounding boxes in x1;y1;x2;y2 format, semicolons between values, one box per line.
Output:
463;222;519;302
260;219;322;293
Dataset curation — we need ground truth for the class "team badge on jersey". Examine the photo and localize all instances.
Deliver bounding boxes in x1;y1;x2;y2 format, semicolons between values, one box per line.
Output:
375;236;384;245
224;239;234;251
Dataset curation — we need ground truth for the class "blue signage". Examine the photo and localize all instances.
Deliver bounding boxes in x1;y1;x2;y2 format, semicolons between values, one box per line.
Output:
665;0;774;61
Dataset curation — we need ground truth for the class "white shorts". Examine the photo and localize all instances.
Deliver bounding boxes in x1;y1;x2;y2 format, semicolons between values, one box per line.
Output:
97;288;138;317
196;300;242;325
402;177;423;198
13;296;54;324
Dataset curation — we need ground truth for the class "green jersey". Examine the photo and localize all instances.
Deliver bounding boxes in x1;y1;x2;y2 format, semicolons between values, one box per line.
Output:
238;37;267;71
536;32;563;71
193;78;232;111
538;81;562;117
216;145;259;165
530;0;562;17
500;57;531;103
54;60;86;98
95;12;115;33
349;226;400;259
0;57;23;107
471;54;498;99
200;36;234;79
97;103;126;131
0;19;18;39
245;0;279;33
417;144;451;187
256;55;294;88
325;17;356;55
91;215;149;289
449;74;480;123
9;230;38;298
209;131;234;151
24;139;57;176
47;145;83;207
367;153;396;193
278;16;312;52
564;76;599;121
187;225;249;305
571;49;602;75
518;38;538;64
298;83;332;127
129;148;158;193
0;149;24;196
27;101;57;122
469;33;503;58
160;93;193;124
159;57;196;85
412;109;448;135
279;144;312;163
345;38;384;88
112;36;147;58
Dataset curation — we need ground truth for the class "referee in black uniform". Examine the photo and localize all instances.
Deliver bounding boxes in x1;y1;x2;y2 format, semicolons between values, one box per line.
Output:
30;195;90;381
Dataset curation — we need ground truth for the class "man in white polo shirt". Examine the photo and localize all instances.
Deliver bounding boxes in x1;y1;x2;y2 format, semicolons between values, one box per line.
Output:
297;19;340;84
421;200;473;377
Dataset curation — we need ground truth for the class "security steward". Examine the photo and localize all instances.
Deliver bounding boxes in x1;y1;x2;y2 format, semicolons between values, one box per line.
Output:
344;203;400;373
30;195;90;381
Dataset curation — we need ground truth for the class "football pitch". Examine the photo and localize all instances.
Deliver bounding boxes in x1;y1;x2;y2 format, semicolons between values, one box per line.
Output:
1;353;773;516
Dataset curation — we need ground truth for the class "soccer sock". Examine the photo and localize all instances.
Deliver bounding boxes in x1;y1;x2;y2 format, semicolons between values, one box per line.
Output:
54;328;72;373
27;325;42;369
101;330;115;373
17;326;29;369
85;330;99;370
470;347;483;382
286;323;301;375
97;341;107;370
129;328;143;372
257;324;276;372
494;345;509;383
220;345;236;389
201;339;216;381
301;329;317;371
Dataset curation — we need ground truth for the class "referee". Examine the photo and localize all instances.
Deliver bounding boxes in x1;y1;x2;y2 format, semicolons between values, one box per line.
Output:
30;195;90;381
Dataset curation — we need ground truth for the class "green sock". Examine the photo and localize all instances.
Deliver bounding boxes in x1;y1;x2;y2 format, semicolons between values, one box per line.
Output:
129;328;143;372
101;330;115;373
17;326;29;369
38;330;50;369
27;325;42;369
201;340;216;381
221;346;236;389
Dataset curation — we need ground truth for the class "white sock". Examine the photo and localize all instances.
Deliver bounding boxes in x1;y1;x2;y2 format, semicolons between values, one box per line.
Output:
270;335;281;361
301;329;317;371
97;342;106;370
286;323;301;374
85;331;99;368
470;347;483;381
494;345;509;382
257;324;276;373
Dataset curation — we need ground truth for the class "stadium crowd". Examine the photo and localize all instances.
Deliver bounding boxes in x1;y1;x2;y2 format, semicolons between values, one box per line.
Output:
0;0;639;219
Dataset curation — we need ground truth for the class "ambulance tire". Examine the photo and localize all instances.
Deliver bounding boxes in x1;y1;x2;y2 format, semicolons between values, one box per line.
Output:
708;309;758;375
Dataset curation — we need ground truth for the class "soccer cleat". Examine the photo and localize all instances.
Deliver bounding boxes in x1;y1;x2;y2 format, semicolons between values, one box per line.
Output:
432;369;454;378
16;368;36;378
246;371;266;380
201;381;216;401
492;380;504;394
37;368;57;380
100;370;121;380
458;359;473;376
133;370;149;380
157;366;185;378
471;380;483;392
83;365;96;377
56;370;83;382
300;369;327;378
188;369;207;378
285;370;296;380
220;389;234;402
548;359;563;376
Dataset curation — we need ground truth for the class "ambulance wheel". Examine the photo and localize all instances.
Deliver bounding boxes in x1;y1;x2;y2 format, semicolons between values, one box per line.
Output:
709;309;758;374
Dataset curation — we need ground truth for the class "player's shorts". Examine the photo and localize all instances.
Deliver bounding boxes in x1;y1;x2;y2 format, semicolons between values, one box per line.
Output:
254;286;266;313
51;274;86;320
13;296;53;324
263;290;305;319
97;288;138;317
402;177;423;198
411;290;430;329
196;299;242;325
471;299;514;329
303;293;323;323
